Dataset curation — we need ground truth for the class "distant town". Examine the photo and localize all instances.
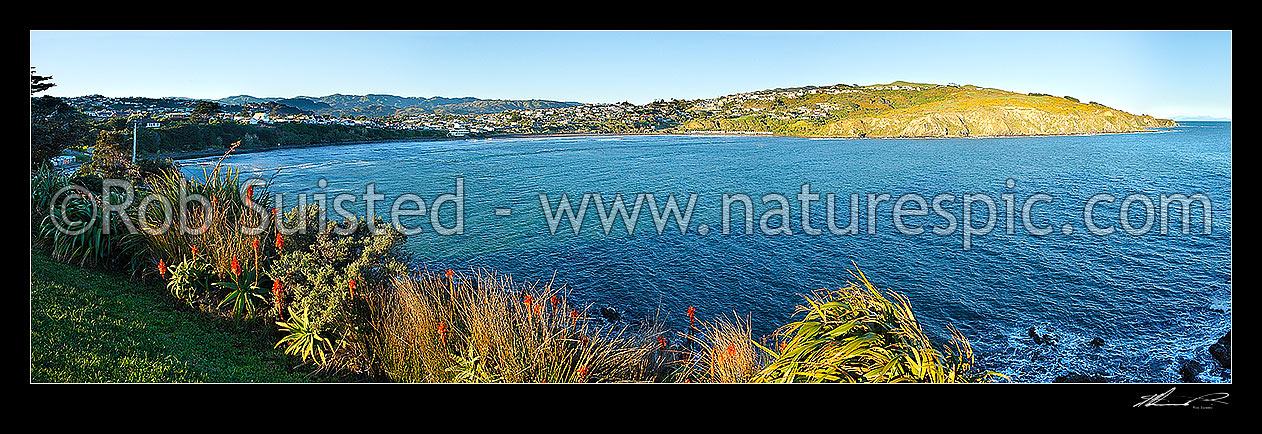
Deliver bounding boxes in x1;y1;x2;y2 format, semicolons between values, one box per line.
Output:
58;82;956;140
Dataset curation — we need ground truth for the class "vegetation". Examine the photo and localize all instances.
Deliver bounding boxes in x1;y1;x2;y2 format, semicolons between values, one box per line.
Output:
365;269;669;382
30;74;1005;383
106;119;448;156
31;147;1003;381
30;251;315;382
678;82;1177;137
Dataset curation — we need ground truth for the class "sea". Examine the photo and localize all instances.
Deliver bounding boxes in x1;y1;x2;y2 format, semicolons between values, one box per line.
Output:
180;121;1232;383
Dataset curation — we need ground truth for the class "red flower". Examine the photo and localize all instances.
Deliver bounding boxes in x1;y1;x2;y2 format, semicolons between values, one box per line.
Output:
230;256;241;276
251;237;260;252
687;306;697;329
437;321;448;342
727;344;736;358
190;245;198;257
658;336;668;349
523;294;533;306
157;259;167;277
550;294;559;307
576;365;589;380
445;269;454;279
274;232;284;251
348;278;357;298
533;304;543;315
570;309;579;323
245;185;254;204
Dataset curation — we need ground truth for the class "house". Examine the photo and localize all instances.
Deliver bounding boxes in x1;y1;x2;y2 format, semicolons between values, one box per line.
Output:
133;118;162;128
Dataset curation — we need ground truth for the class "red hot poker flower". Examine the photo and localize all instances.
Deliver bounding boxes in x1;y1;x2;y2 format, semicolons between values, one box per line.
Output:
550;294;559;307
445;269;454;279
658;336;668;349
157;259;167;277
523;294;533;306
576;366;589;380
190;245;198;257
437;321;448;342
251;237;260;252
727;344;737;358
231;256;241;276
533;304;543;316
245;185;254;204
274;232;284;251
348;278;357;298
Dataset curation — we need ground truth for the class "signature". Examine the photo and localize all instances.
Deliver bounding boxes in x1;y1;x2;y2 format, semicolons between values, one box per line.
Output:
1134;387;1229;408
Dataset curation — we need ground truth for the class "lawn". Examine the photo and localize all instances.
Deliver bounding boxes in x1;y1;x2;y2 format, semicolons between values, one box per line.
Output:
30;250;321;383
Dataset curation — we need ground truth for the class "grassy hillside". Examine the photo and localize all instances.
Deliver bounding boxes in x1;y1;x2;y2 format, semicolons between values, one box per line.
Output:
682;82;1177;137
30;251;321;382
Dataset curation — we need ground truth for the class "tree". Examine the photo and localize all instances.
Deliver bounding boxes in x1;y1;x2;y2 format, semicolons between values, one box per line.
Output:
30;67;55;95
192;101;222;118
31;96;89;170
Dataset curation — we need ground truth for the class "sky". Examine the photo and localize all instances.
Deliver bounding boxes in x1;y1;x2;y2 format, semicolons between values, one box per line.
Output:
30;30;1231;120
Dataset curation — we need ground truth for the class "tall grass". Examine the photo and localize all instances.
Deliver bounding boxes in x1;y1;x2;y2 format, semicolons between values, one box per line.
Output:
140;142;273;281
678;314;767;383
363;269;669;383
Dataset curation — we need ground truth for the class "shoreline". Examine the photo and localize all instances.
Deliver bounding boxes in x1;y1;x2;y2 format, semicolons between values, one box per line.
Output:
167;125;1191;163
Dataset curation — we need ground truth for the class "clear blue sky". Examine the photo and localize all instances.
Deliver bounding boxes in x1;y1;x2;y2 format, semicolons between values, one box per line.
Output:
30;30;1231;119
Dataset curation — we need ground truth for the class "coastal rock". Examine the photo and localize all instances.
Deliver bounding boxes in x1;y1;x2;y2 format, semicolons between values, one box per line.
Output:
599;307;621;322
1179;360;1204;383
1053;372;1111;383
1208;331;1231;369
1088;337;1105;347
1028;326;1056;345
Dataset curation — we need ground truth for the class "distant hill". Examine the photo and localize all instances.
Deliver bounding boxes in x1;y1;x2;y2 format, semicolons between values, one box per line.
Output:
216;93;582;117
682;81;1177;137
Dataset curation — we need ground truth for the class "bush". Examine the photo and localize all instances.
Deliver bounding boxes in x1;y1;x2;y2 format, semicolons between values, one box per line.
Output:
267;205;410;368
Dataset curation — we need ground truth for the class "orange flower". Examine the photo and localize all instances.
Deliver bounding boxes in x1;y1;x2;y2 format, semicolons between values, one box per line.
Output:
576;365;589;380
437;321;448;342
445;269;454;279
533;304;543;315
157;259;167;277
687;306;697;329
251;237;260;252
348;278;357;298
245;185;254;204
274;232;284;251
727;344;736;358
230;256;241;276
658;336;668;349
272;279;284;315
570;309;579;323
549;294;559;307
190;245;198;257
523;294;533;306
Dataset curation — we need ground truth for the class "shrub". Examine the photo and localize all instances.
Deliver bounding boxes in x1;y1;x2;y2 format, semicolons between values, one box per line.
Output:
267;205;410;368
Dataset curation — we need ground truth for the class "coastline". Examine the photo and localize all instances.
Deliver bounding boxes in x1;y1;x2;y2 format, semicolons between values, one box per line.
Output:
166;125;1193;164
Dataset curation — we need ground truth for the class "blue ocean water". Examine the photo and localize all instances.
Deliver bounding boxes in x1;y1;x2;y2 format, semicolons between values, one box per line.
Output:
182;122;1231;382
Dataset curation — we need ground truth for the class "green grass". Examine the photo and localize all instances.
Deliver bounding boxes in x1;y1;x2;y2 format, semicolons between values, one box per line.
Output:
30;250;321;383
